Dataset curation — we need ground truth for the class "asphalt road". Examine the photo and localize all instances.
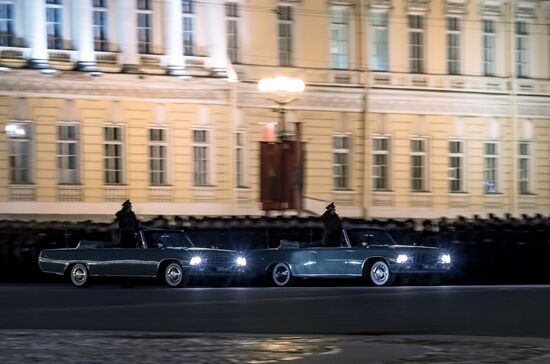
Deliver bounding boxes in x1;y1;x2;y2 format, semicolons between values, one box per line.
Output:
1;283;550;338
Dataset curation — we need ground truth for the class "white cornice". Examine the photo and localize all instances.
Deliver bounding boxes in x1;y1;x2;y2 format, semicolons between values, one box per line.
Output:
480;0;502;17
368;89;550;118
516;0;537;18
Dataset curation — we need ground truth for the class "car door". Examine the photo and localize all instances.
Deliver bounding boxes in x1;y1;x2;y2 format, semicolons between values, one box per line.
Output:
313;234;349;276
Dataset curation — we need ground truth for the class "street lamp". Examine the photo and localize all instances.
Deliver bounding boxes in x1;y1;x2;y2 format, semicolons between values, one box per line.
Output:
258;76;305;140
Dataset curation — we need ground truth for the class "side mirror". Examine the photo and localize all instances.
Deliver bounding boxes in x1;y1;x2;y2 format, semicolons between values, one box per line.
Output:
361;242;369;247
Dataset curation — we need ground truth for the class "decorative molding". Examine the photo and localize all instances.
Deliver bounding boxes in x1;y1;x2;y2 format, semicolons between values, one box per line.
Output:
369;0;391;11
407;0;430;14
481;0;502;17
446;0;467;15
10;185;35;201
515;0;537;18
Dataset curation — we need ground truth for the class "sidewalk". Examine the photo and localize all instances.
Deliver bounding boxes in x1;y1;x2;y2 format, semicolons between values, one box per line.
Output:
2;330;550;363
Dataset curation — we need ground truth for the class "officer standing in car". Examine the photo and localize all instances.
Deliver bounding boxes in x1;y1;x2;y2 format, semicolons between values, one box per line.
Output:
321;202;342;247
116;200;139;248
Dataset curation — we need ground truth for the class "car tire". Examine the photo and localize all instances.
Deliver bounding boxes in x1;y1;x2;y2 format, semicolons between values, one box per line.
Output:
271;263;293;287
163;262;187;288
69;263;90;288
367;260;394;286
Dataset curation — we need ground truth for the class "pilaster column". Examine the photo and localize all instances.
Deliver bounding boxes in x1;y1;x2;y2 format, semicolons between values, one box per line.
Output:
72;0;96;71
26;0;48;68
205;0;227;76
117;0;139;72
164;0;185;75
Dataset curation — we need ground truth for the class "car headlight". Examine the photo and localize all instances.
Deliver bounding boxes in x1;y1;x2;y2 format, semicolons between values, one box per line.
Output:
441;254;451;264
396;254;409;264
236;257;246;266
190;256;202;266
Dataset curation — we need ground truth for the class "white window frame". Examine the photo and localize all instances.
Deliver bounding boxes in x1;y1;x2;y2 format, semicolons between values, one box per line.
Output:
411;138;427;192
369;11;388;72
372;136;390;191
330;5;349;70
226;1;239;64
515;20;529;78
46;0;63;50
333;134;351;190
104;125;124;185
446;16;461;75
57;123;80;185
192;129;211;187
0;1;15;47
149;127;168;186
483;141;499;194
448;140;465;193
137;0;152;54
7;122;33;184
277;4;293;67
518;141;531;194
92;0;108;52
408;14;424;74
182;0;195;56
235;130;246;188
482;19;496;76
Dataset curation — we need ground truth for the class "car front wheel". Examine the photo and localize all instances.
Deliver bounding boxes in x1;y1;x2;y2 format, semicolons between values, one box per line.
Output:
163;262;187;288
70;263;90;288
368;260;393;286
271;263;293;287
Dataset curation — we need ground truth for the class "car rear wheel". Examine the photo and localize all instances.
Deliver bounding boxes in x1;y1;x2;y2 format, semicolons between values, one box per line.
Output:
163;262;187;288
271;263;293;287
70;263;90;288
368;260;393;286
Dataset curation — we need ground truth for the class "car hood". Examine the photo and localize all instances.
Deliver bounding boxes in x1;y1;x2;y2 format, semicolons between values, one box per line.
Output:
371;245;441;252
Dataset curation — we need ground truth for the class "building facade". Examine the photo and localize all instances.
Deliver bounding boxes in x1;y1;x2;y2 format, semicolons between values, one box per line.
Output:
0;0;549;221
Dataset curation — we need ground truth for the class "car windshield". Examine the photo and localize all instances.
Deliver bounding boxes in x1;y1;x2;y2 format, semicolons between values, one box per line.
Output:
144;231;195;248
348;229;397;247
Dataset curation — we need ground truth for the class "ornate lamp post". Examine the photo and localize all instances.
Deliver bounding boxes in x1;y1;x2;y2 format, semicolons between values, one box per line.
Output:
258;76;305;140
257;76;305;214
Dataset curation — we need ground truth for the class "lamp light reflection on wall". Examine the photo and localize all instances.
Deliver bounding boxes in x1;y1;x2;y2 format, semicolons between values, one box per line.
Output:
5;123;27;137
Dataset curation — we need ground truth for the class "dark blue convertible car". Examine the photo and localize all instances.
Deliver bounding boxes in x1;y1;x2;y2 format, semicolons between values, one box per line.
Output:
38;229;247;288
246;226;452;287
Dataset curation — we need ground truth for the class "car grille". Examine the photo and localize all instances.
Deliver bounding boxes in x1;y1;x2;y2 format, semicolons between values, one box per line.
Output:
415;253;440;266
203;255;234;269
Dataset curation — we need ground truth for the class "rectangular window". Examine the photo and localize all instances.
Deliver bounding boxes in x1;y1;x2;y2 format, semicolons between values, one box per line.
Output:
236;131;245;187
7;123;32;184
369;12;388;71
182;0;195;56
193;129;210;186
226;2;239;63
93;0;108;51
411;138;426;192
137;2;152;54
448;141;464;192
516;21;529;78
518;142;531;194
446;17;461;75
482;19;496;76
104;126;123;184
484;142;498;193
57;124;79;184
46;0;63;49
408;15;424;73
0;2;14;47
372;137;390;191
330;6;349;70
149;128;167;186
278;5;292;67
333;135;350;189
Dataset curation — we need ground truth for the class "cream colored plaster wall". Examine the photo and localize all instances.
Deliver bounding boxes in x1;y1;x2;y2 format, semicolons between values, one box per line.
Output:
0;97;10;200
